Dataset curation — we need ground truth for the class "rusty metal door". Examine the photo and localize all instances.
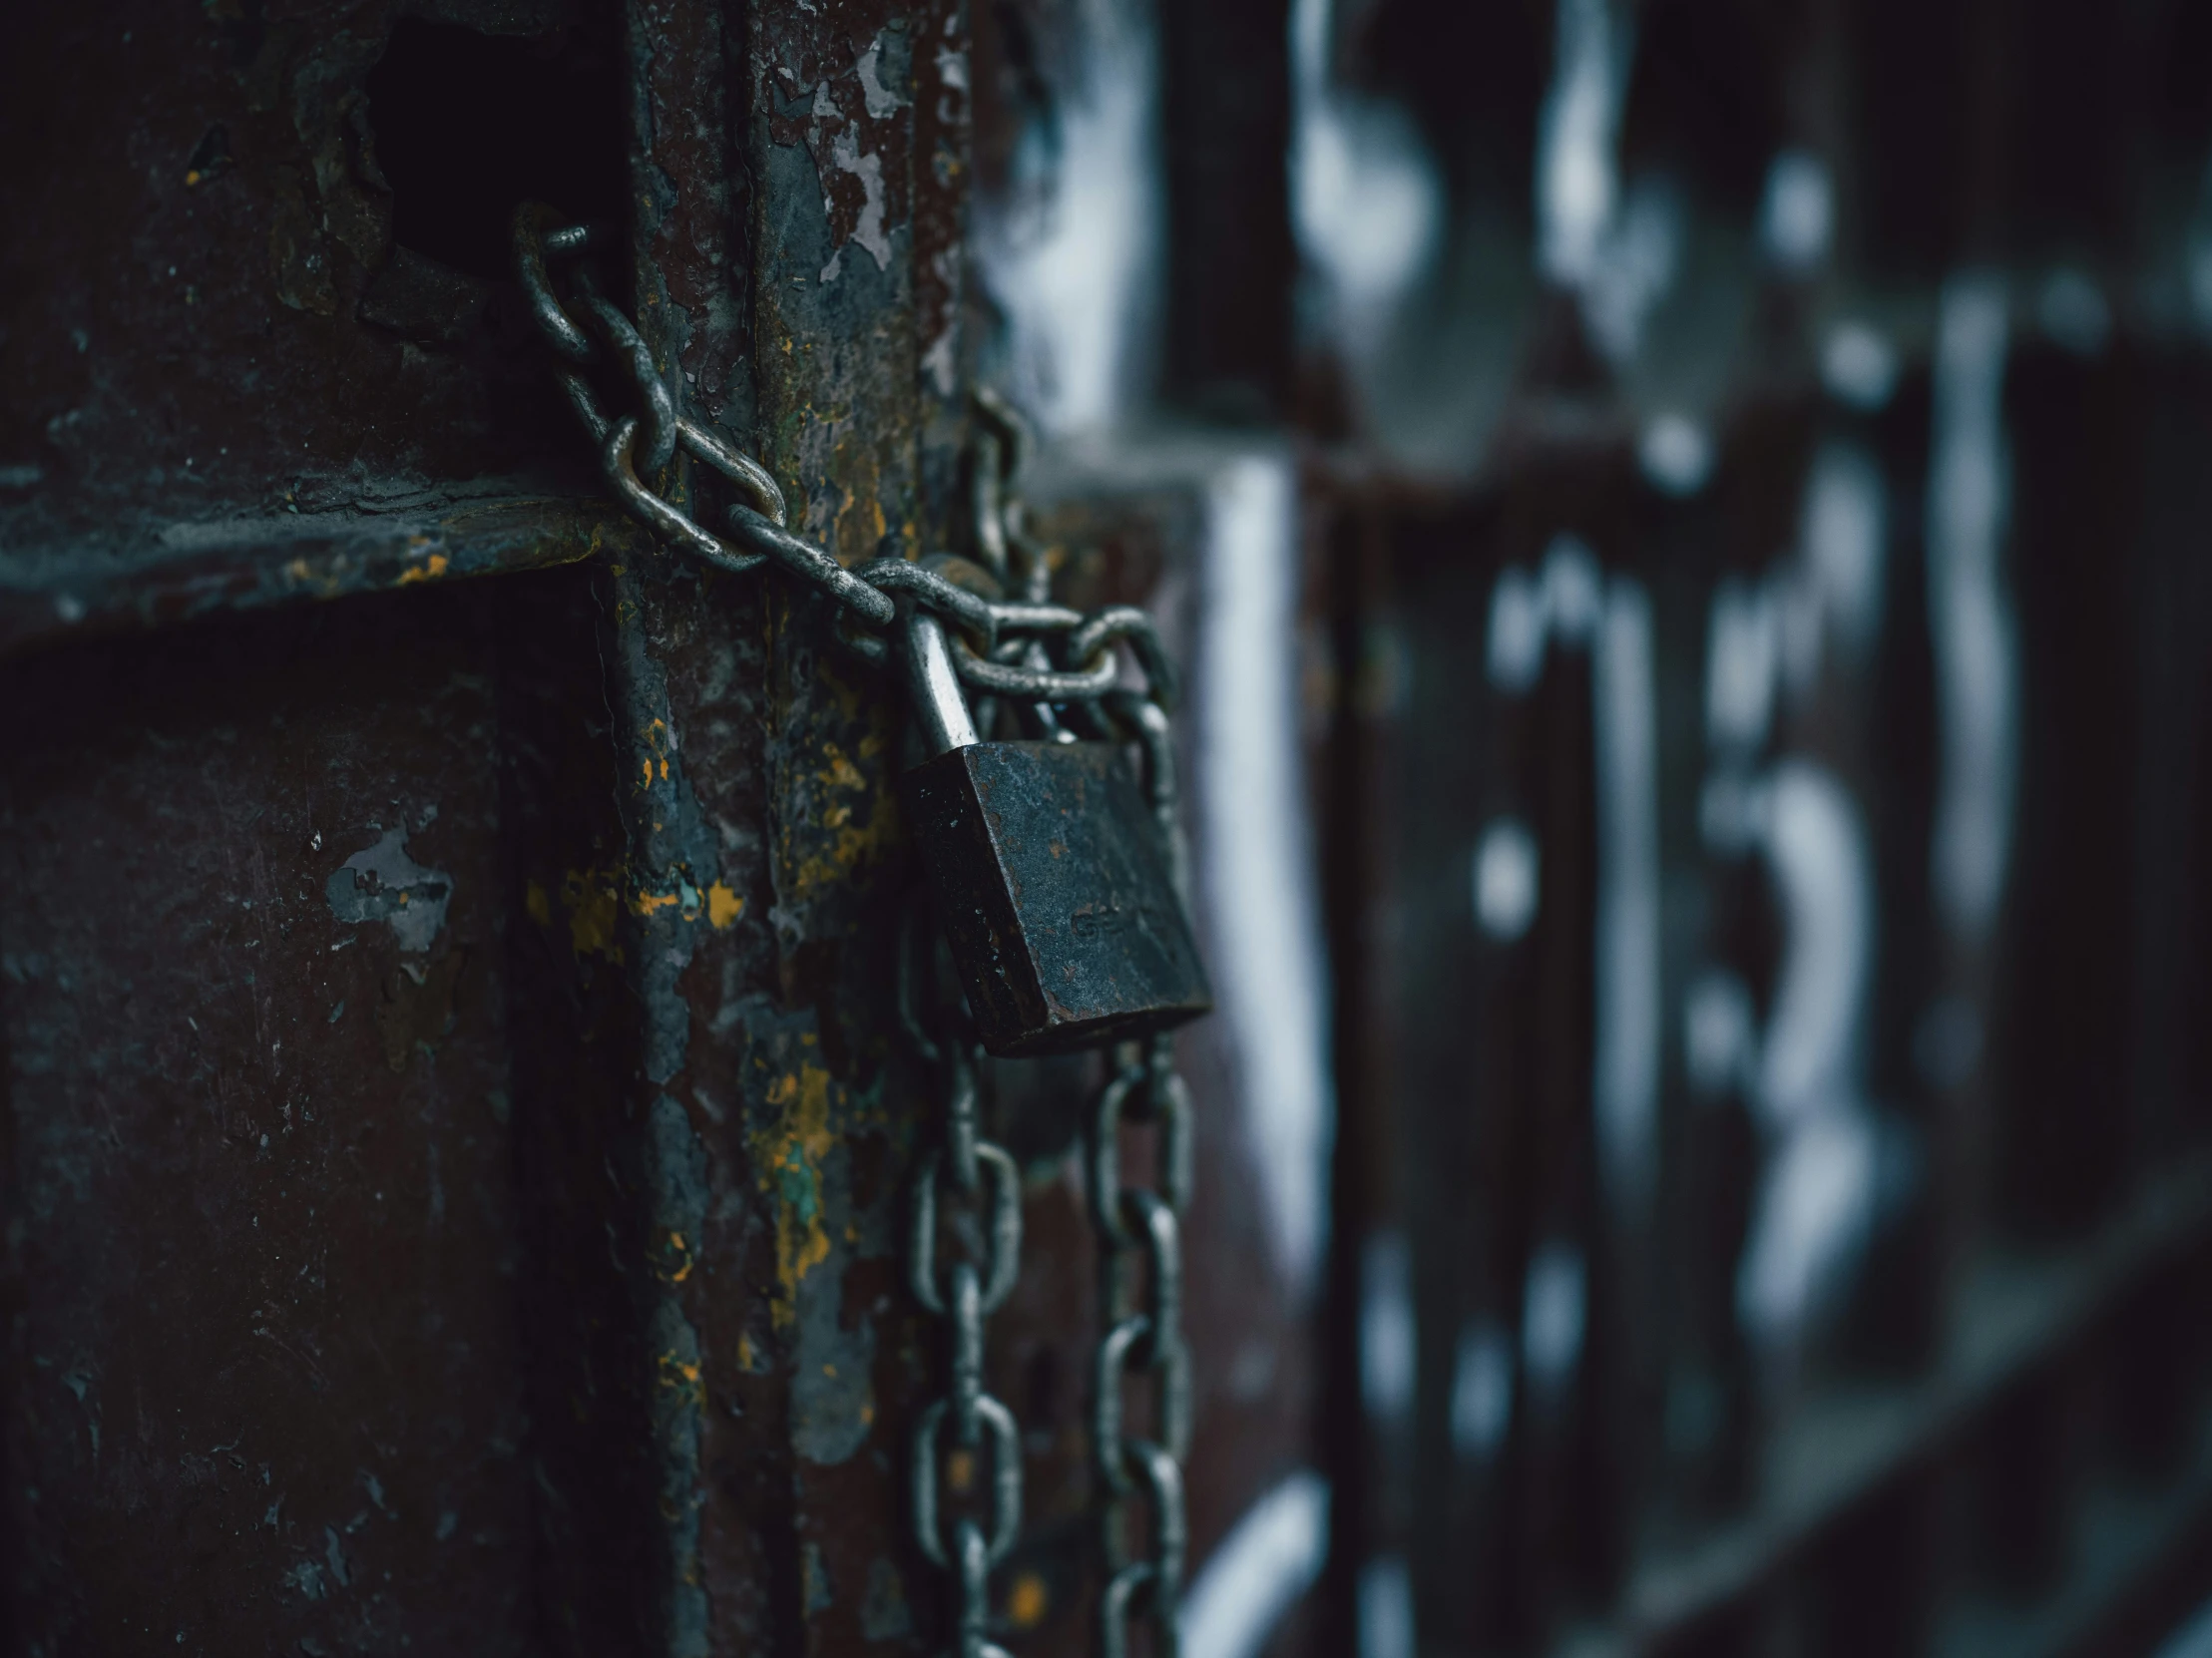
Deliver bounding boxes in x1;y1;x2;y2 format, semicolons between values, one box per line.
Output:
0;4;1325;1654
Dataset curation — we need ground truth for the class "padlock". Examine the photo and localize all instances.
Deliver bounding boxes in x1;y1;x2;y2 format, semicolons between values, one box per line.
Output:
898;607;1212;1057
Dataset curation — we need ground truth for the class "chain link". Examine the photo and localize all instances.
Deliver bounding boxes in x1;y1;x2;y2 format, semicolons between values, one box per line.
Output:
1089;1036;1194;1658
516;205;1200;1657
903;900;1025;1658
958;390;1202;1656
510;207;1175;714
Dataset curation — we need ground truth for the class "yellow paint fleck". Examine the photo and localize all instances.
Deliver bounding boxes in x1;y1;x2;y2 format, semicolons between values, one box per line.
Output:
748;1063;837;1329
395;553;449;585
631;889;682;918
818;745;865;794
656;1351;705;1407
636;718;676;789
562;869;621;958
185;169;204;187
737;1332;755;1372
1007;1572;1050;1630
787;739;896;900
525;881;552;927
706;882;742;929
822;1364;837;1379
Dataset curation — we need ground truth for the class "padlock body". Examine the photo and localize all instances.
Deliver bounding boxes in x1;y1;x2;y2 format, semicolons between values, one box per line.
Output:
902;740;1212;1057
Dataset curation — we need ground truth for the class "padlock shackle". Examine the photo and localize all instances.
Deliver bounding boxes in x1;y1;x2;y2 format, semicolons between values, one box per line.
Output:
903;608;981;754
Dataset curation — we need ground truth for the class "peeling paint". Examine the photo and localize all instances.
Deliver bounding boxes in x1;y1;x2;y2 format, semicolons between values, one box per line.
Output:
323;827;451;954
820;126;892;282
857;34;908;120
751;1062;837;1326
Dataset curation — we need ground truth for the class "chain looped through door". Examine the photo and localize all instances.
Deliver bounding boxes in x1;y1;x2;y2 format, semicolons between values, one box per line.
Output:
512;207;1206;1656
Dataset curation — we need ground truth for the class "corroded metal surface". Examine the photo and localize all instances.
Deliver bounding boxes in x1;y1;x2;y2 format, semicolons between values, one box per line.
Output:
0;584;546;1654
0;498;641;663
581;1;958;1650
0;0;611;554
0;3;1318;1654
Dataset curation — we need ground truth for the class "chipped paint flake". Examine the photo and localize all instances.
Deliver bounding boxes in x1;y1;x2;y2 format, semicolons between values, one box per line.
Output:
857;34;908;120
820;126;892;282
324;827;451;953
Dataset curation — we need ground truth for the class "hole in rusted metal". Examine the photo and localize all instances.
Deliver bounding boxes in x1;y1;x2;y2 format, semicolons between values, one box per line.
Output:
364;11;625;283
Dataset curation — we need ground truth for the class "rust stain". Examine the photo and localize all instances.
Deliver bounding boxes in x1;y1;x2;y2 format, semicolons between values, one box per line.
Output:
787;738;895;900
749;1062;837;1329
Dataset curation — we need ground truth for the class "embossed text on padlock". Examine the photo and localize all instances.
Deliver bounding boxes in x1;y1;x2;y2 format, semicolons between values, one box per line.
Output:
899;609;1212;1058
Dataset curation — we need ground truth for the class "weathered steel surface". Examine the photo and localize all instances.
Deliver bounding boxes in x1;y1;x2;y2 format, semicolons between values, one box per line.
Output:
575;0;954;1650
0;581;552;1654
0;2;1315;1653
0;0;612;556
0;498;639;663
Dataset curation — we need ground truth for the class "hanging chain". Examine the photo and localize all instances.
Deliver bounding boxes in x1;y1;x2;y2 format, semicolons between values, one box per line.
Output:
1088;1049;1194;1657
901;897;1026;1658
514;203;1198;1656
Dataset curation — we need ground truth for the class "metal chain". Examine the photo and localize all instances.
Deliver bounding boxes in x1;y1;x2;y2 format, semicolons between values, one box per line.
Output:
970;422;1198;1658
515;203;1199;1657
1088;1044;1194;1658
509;206;1177;714
901;898;1026;1658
